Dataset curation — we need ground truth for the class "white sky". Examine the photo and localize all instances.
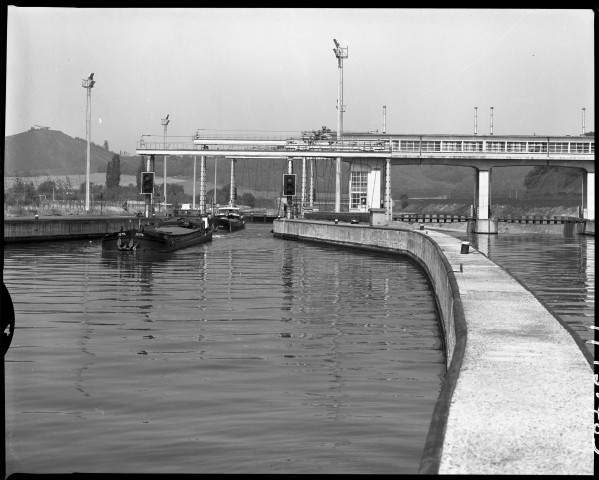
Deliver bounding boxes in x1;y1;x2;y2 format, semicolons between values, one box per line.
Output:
5;7;595;154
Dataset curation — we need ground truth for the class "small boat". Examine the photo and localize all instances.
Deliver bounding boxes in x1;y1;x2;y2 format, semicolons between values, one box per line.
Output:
102;216;212;254
214;205;246;232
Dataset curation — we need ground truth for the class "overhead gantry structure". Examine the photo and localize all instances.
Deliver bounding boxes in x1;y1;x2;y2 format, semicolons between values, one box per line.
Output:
136;132;595;232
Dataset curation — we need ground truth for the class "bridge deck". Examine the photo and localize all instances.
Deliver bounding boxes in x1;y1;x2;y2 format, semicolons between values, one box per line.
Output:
136;133;594;167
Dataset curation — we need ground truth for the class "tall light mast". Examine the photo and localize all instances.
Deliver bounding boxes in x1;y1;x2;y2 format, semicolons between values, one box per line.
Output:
161;114;170;209
81;73;95;212
333;38;348;213
383;105;387;134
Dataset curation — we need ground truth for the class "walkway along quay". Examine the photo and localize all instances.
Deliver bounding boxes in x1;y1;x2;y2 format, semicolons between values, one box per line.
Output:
272;218;593;475
3;215;141;244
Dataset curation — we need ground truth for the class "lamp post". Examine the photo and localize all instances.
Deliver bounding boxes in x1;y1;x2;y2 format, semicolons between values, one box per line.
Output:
383;105;387;134
162;114;170;209
81;73;95;212
333;38;348;213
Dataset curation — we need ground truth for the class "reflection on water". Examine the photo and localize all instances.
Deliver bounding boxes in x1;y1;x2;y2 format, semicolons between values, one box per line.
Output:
465;232;595;356
4;225;444;475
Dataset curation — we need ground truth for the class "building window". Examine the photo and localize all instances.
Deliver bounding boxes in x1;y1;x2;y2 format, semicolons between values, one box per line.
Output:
464;141;483;152
421;141;441;152
507;142;527;152
400;140;420;152
486;142;506;152
442;141;462;152
570;142;589;153
548;142;569;153
350;193;363;209
527;142;547;153
350;171;368;210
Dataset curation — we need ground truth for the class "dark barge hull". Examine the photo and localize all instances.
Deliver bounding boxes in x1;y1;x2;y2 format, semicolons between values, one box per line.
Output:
101;226;212;253
215;218;246;232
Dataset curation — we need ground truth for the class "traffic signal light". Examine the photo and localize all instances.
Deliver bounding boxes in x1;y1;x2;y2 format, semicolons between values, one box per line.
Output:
141;172;154;194
283;174;296;196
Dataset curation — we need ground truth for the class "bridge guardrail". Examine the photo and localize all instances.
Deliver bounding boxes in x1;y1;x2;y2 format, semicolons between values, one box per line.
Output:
392;213;584;224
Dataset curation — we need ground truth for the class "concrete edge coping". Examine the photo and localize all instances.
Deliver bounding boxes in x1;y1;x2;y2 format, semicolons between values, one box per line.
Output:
413;231;468;475
475;257;595;369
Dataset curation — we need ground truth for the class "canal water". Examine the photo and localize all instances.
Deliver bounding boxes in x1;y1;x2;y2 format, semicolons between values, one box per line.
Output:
3;223;445;475
460;231;595;357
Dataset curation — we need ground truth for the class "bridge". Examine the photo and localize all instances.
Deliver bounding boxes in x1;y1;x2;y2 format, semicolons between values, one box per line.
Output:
136;132;595;234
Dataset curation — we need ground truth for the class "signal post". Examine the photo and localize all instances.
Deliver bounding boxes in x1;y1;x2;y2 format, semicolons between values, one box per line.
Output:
284;158;296;219
141;155;155;219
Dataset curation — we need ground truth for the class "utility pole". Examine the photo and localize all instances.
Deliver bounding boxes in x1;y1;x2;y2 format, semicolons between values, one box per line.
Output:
333;38;348;213
81;73;95;212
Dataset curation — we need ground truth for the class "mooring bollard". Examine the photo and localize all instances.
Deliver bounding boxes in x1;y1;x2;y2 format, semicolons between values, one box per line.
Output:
460;241;470;254
419;224;424;230
334;219;339;225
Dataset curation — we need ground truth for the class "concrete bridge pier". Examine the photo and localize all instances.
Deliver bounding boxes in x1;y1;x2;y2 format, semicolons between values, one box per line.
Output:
583;170;595;221
301;157;307;216
200;155;206;214
474;168;498;234
229;157;237;205
287;157;294;219
385;158;392;221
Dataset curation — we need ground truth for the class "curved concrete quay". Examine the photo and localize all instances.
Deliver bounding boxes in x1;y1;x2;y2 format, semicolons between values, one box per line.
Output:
272;219;593;475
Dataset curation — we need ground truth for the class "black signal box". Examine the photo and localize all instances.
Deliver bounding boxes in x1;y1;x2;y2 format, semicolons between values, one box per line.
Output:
283;174;296;196
141;172;154;194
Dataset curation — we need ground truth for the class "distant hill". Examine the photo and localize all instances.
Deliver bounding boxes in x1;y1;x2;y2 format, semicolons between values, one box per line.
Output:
4;128;587;199
4;127;116;176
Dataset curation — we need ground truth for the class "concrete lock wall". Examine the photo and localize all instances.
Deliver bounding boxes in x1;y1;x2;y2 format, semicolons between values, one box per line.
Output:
4;217;140;243
272;219;465;369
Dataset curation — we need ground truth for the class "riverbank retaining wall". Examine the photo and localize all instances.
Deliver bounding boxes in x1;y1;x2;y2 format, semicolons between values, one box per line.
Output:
3;216;141;243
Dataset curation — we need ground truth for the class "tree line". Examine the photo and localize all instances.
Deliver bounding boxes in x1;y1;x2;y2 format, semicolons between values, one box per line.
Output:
4;154;272;209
